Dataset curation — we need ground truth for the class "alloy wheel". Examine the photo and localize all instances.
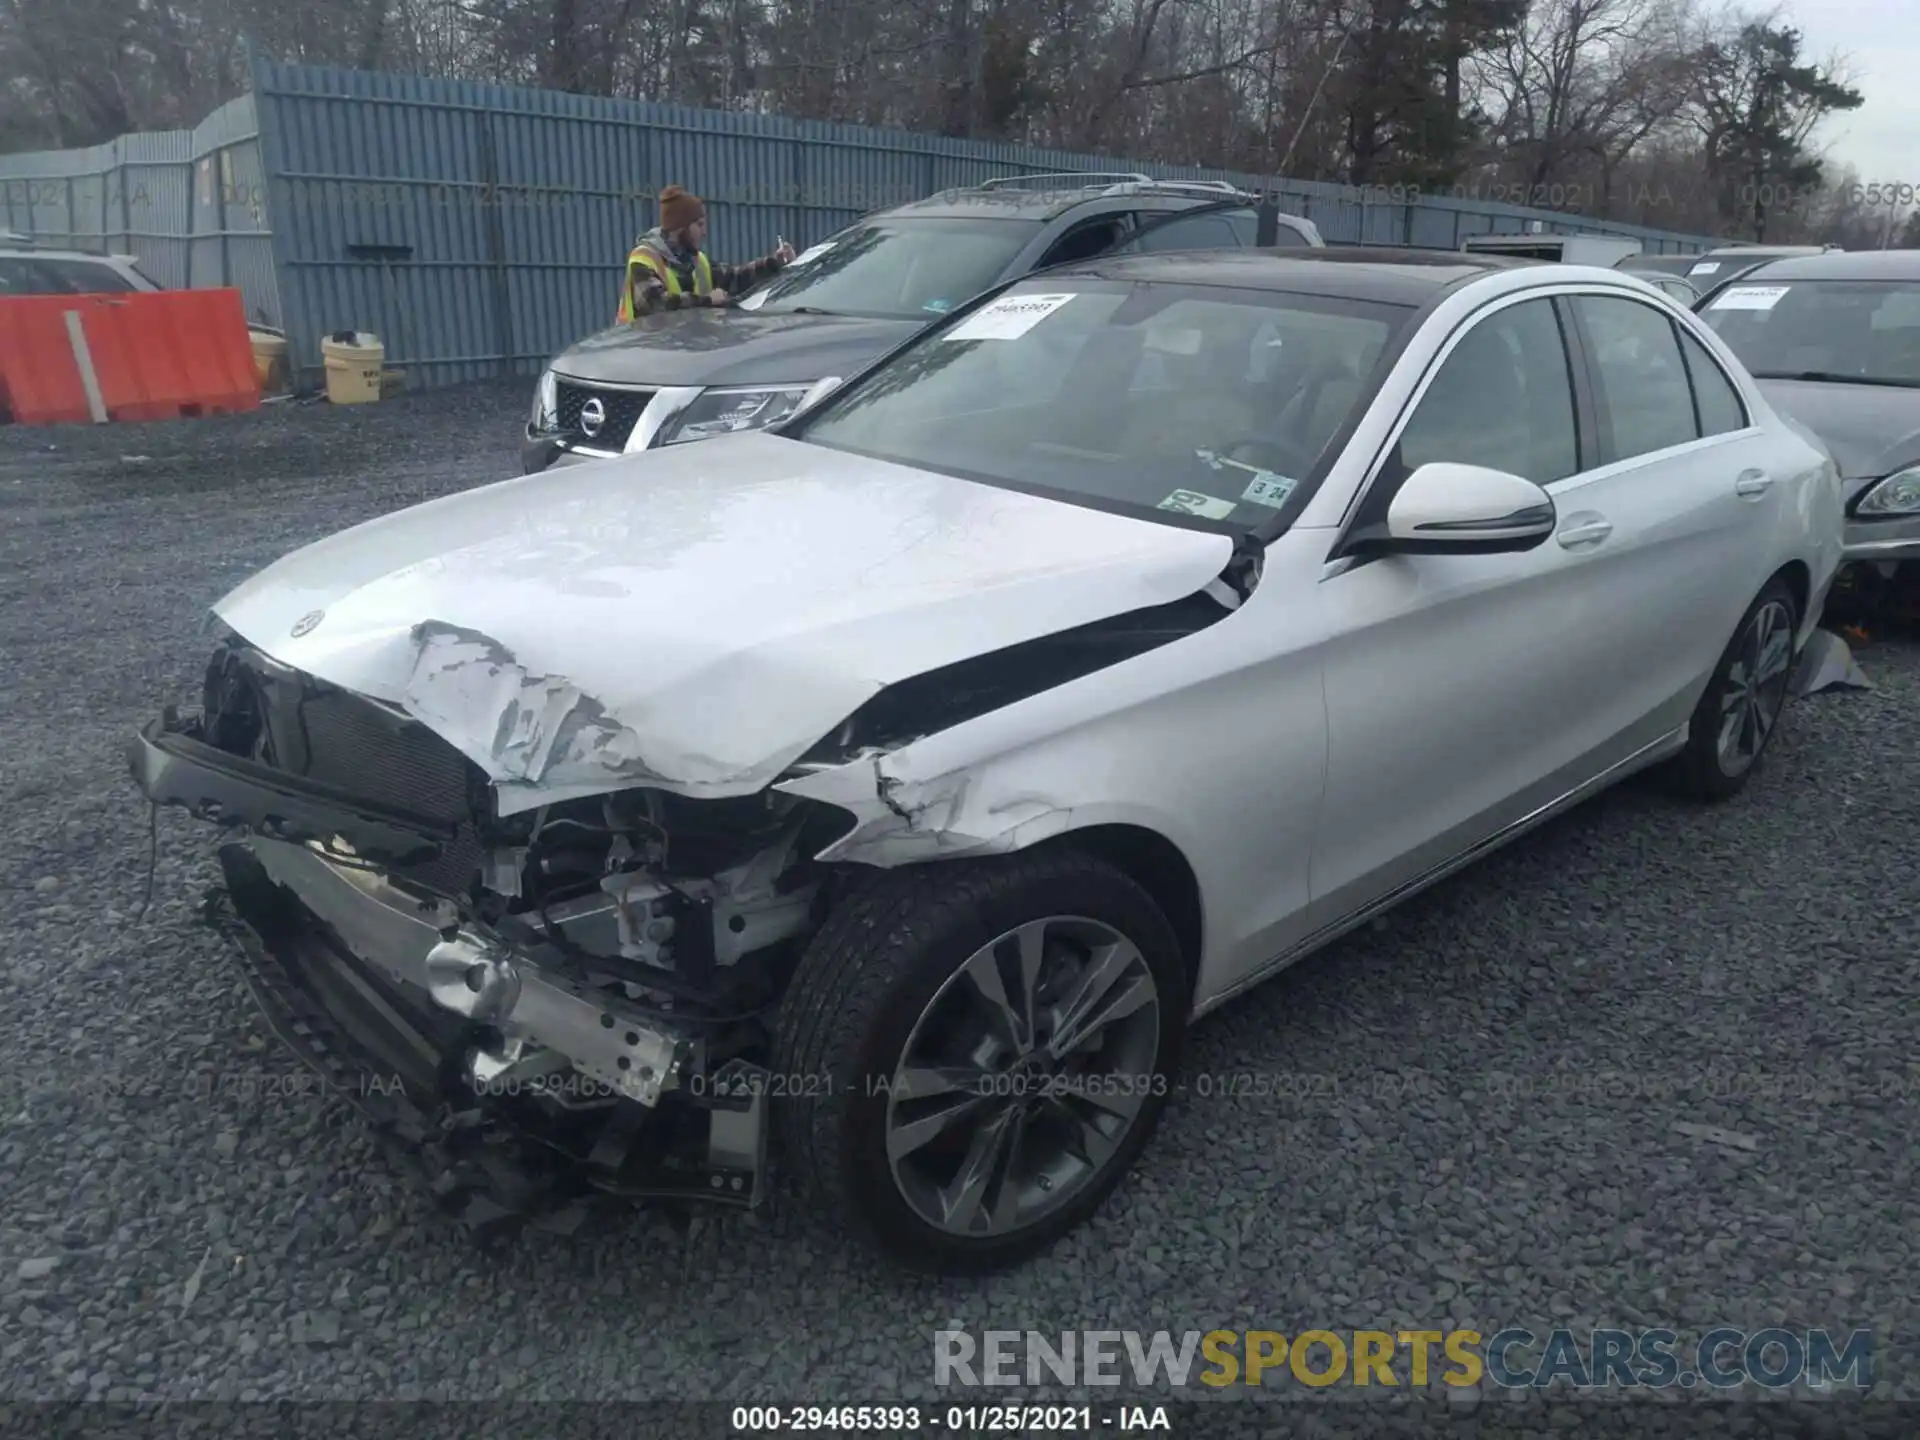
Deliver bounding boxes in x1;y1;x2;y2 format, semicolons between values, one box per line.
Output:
1716;598;1794;777
884;916;1163;1239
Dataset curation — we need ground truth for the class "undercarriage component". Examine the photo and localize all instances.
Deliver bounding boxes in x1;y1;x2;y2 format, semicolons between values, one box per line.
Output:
129;639;840;1230
210;841;778;1227
244;834;692;1106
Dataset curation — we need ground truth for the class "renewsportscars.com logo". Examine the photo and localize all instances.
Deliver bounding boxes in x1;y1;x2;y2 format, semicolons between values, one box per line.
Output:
933;1328;1874;1391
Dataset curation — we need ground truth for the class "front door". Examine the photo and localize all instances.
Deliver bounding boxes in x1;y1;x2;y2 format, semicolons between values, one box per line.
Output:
1307;293;1624;924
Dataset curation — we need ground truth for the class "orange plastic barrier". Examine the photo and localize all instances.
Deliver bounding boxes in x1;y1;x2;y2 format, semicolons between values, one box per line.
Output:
0;287;261;425
0;296;97;424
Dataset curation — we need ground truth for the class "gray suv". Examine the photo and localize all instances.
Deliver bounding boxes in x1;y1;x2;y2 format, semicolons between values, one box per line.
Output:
521;173;1323;472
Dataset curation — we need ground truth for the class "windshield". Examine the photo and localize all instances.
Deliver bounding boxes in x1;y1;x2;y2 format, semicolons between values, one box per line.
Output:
795;279;1411;529
1702;279;1920;387
737;216;1043;320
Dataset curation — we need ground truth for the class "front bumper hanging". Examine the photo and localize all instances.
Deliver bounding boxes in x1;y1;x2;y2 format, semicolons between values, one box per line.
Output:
131;713;774;1233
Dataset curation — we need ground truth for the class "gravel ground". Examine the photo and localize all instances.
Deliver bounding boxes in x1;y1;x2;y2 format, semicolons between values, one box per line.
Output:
1;384;1916;1428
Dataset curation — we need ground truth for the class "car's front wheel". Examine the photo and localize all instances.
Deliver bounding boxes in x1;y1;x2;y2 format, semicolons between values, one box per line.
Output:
771;849;1187;1275
1663;575;1800;800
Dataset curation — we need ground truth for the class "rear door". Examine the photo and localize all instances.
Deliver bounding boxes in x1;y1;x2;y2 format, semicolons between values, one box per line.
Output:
1556;290;1785;734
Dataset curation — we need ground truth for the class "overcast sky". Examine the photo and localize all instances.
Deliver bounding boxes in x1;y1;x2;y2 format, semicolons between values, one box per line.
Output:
1797;0;1920;197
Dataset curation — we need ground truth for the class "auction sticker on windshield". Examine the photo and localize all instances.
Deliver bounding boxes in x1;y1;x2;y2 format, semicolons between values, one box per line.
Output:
1241;474;1296;507
1690;261;1721;275
944;293;1077;341
1709;285;1790;311
1157;489;1237;519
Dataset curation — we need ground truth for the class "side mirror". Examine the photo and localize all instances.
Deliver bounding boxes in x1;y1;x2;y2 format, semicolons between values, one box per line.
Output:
1349;462;1557;556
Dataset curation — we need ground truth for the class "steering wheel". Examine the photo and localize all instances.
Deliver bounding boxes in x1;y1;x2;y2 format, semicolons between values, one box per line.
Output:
1217;434;1316;480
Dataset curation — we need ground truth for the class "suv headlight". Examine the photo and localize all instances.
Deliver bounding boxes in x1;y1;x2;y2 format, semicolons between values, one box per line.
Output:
658;385;812;445
1856;467;1920;517
530;367;559;432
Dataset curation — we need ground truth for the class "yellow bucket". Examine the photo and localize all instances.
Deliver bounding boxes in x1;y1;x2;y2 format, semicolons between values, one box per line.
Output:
249;330;289;395
321;331;385;404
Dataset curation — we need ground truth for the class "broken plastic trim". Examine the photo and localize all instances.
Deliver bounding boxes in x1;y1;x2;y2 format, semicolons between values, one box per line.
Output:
793;546;1258;767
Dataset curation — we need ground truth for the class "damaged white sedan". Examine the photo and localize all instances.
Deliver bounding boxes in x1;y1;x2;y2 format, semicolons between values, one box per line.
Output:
132;248;1842;1275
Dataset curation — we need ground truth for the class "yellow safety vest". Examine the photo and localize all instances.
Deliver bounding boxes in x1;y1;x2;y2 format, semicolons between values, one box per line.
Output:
618;245;712;321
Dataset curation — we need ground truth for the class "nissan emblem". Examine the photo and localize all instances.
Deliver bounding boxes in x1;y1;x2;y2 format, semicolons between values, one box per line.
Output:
290;610;325;638
579;397;606;438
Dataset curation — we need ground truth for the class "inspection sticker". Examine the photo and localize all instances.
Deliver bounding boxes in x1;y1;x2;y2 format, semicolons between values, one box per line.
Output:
1157;489;1237;519
1241;473;1297;508
1690;261;1721;275
1710;285;1790;311
944;293;1077;341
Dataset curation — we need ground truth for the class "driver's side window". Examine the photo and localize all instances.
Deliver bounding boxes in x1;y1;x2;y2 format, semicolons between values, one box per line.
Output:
1395;297;1581;485
1039;215;1130;267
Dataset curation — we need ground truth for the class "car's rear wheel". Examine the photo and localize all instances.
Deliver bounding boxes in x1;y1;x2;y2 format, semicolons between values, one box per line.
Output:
770;849;1187;1275
1663;576;1799;801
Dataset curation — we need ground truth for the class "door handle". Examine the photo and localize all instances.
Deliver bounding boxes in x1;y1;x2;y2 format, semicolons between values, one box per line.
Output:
1556;513;1612;549
1735;468;1773;498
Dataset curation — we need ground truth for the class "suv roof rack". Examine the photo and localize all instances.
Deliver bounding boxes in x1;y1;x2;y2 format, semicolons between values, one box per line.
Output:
1105;178;1251;198
974;171;1154;191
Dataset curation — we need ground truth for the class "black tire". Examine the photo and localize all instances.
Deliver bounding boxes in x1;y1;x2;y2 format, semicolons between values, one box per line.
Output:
770;846;1188;1275
1661;575;1800;801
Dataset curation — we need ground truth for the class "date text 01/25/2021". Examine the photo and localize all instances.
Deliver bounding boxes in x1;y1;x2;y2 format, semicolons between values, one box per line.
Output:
728;1404;1174;1433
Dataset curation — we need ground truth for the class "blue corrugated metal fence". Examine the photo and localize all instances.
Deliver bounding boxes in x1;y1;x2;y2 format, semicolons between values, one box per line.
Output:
0;94;282;330
1;56;1721;393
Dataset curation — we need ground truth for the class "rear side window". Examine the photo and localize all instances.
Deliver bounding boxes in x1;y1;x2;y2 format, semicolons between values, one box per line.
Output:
1120;211;1245;254
0;257;56;294
37;258;138;293
1675;328;1749;437
1267;220;1316;247
1572;295;1698;461
0;256;138;294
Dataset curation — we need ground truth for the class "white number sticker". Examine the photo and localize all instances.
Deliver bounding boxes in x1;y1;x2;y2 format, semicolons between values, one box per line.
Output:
1241;474;1296;508
943;293;1077;341
1709;285;1790;311
1157;489;1237;519
1689;261;1721;275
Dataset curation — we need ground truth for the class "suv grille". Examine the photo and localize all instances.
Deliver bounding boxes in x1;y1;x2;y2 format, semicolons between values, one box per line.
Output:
555;380;653;452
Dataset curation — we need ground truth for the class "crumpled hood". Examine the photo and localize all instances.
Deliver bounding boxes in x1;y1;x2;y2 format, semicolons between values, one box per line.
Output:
1752;379;1920;481
212;431;1234;814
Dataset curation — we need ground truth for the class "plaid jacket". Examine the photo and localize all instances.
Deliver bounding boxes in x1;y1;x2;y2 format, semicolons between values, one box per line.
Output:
621;227;788;319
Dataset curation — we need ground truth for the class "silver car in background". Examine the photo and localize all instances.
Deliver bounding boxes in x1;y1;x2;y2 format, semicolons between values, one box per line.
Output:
1697;250;1920;616
129;248;1842;1276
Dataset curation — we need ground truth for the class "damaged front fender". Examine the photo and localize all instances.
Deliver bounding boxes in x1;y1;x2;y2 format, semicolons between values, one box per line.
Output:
782;756;1082;864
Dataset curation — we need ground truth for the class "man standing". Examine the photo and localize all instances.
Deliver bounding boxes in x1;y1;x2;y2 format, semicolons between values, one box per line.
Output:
617;185;796;322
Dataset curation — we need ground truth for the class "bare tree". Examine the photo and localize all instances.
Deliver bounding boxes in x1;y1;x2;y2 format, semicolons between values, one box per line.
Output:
0;0;1879;252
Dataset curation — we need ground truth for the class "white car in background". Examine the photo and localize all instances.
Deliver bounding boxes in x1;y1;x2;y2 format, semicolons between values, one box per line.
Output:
130;247;1842;1276
0;244;161;295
